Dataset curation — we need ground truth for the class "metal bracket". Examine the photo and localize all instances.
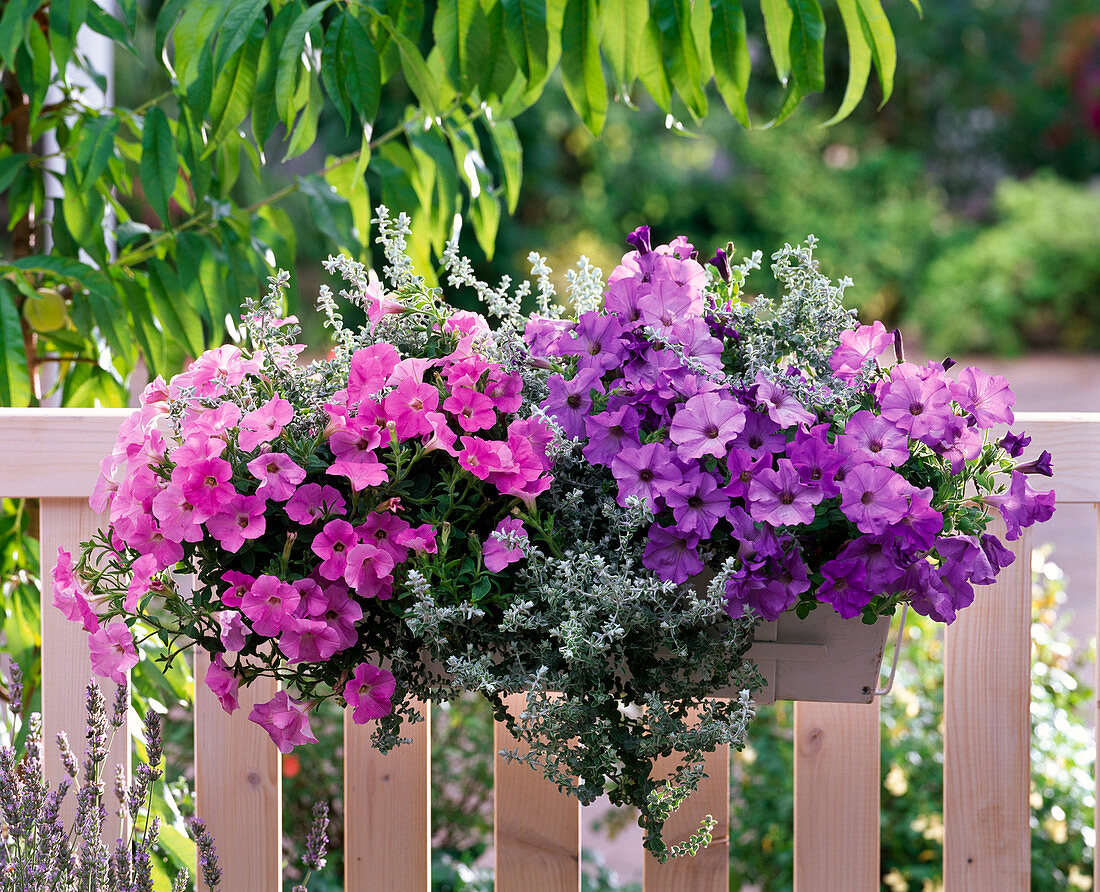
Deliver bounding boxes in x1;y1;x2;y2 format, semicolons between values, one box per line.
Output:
874;604;909;697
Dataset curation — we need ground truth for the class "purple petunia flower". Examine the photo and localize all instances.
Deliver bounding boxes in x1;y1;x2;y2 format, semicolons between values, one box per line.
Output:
611;442;683;509
837;410;909;467
816;558;874;619
734;410;787;459
749;372;816;428
583;406;642;466
878;363;954;442
557;311;626;374
663;470;731;538
543;368;604;439
998;430;1031;458
953;366;1015;429
838;463;914;535
747;459;823;527
642;523;704;584
669;391;746;460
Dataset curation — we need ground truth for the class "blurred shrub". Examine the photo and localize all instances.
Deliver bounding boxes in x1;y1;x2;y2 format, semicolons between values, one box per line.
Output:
915;174;1100;355
729;546;1095;890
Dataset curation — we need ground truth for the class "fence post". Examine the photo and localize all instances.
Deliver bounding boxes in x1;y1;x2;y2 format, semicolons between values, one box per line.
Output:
943;527;1032;888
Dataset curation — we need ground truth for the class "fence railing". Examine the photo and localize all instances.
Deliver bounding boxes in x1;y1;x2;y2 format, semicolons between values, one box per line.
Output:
0;408;1092;891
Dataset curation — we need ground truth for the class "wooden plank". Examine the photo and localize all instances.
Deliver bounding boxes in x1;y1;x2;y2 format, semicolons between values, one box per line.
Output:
39;497;131;838
0;409;129;497
1094;504;1099;892
793;700;880;890
1006;413;1100;504
194;651;281;892
345;699;431;892
943;528;1031;889
642;733;730;892
494;693;581;891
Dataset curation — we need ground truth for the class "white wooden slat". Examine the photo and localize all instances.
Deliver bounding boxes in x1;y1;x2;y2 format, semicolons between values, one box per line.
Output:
642;736;730;892
943;528;1032;888
194;652;281;892
344;699;431;892
494;693;581;891
39;497;131;837
793;700;880;890
0;409;129;497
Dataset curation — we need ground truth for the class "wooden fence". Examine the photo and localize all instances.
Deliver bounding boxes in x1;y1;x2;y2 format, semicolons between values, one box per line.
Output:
0;408;1093;891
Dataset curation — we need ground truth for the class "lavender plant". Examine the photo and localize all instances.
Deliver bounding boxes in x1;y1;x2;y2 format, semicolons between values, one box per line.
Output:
0;664;218;891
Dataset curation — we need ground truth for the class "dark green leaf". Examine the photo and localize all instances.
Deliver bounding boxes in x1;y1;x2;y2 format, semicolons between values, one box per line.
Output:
275;1;330;125
0;282;31;406
0;0;37;67
85;4;134;50
762;78;803;129
20;17;51;121
298;174;357;253
208;19;263;148
177;232;226;334
172;0;222;87
88;286;135;366
487;119;522;213
655;0;706;119
561;0;606;136
599;0;646;92
284;74;323;161
787;0;825;94
760;0;792;84
0;154;30;195
184;38;215;119
212;0;266;71
61;169;107;265
434;0;490;93
73;116;120;187
501;0;548;84
370;11;439;116
154;0;189;58
5;255;97;281
856;0;896;105
322;11;382;131
120;279;168;375
148;259;204;358
140;107;176;226
710;0;750;127
636;13;671;112
252;3;300;147
49;0;89;72
823;0;872;125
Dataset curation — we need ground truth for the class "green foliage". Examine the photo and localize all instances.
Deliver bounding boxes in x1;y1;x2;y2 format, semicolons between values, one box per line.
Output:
0;0;913;410
916;174;1100;355
728;548;1095;890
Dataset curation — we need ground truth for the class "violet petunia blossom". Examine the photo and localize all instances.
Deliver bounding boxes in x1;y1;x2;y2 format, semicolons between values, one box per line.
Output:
669;391;746;460
828;321;894;380
749;372;816;428
883;486;943;552
663;470;731;538
837;410;910;468
583;406;642;466
983;470;1056;541
747;459;822;527
642;524;704;584
998;431;1031;458
611;442;683;509
734;411;786;459
557;311;626;374
838;463;914;535
816;558;874;619
1015;449;1054;477
953;366;1015;429
543;369;604;440
725;448;769;500
878;363;954;442
787;427;845;497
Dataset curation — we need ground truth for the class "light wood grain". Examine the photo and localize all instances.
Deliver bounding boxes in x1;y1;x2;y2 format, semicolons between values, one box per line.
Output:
642;726;730;892
0;409;129;497
792;700;880;890
194;652;281;892
943;527;1031;889
344;699;431;892
1005;413;1100;503
494;693;581;892
39;498;131;838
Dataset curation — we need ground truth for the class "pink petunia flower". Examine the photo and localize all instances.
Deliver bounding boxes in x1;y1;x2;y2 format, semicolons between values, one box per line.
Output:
215;610;247;652
483;517;528;572
248;453;306;501
383;378;440;440
88;622;138;684
747;459;823;527
206;495;267;553
240;575;301;636
204;654;240;714
311;520;358;581
443;387;498;433
52;548;101;633
285;484;346;525
279;616;344;663
249;690;318;753
238;397;294;452
669;391;746;461
344;663;397;725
